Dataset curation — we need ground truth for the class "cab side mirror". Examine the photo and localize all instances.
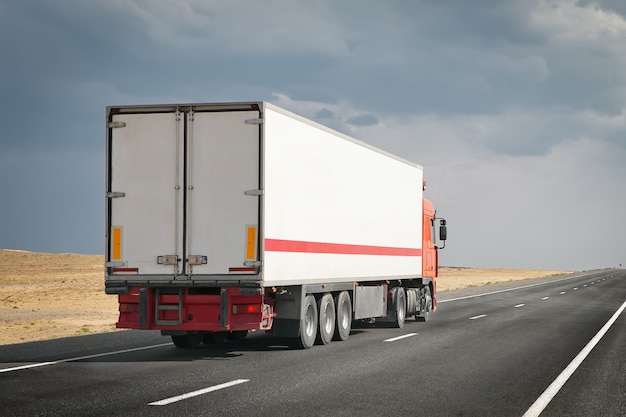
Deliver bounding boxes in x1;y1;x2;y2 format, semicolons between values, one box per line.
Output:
439;219;447;241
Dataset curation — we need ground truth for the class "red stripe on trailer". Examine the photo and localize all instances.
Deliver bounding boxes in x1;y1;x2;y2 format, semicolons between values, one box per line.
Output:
229;267;256;273
264;239;421;256
112;267;139;273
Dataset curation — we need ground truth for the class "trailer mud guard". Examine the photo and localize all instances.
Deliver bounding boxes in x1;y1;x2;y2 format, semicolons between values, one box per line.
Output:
272;286;304;337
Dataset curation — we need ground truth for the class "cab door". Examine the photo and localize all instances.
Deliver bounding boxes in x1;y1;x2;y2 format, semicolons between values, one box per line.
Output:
422;200;437;278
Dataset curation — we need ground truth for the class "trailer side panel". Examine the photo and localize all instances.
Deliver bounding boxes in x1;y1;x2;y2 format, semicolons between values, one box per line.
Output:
262;106;423;286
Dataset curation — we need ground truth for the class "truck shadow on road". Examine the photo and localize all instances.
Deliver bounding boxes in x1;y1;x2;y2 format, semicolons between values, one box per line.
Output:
0;328;376;365
87;330;374;362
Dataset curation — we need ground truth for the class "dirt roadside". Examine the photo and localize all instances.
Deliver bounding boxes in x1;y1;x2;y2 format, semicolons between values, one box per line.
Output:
0;250;569;346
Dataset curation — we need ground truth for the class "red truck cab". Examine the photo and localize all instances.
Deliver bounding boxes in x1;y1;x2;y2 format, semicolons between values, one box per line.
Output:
422;198;438;279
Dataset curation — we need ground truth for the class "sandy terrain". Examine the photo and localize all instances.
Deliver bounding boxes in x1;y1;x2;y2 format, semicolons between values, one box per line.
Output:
0;250;117;346
0;250;568;346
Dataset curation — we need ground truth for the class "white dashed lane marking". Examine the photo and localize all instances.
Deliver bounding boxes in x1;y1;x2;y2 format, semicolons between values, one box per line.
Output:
384;333;418;342
149;379;250;406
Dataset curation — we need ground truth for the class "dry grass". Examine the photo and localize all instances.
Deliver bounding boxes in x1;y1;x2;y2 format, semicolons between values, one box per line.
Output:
0;250;569;346
0;250;117;345
437;266;569;291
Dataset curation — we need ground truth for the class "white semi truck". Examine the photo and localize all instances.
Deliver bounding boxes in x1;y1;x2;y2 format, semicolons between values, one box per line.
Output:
105;102;447;348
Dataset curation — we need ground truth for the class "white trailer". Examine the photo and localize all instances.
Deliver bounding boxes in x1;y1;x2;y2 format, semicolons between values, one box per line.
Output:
105;102;446;348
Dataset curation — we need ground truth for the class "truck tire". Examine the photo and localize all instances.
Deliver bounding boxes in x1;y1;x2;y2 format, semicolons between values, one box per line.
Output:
392;287;406;328
171;333;202;348
333;291;352;341
316;293;336;345
296;295;318;349
415;286;432;322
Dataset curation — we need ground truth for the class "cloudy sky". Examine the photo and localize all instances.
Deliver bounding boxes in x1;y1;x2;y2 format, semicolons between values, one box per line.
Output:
1;0;625;271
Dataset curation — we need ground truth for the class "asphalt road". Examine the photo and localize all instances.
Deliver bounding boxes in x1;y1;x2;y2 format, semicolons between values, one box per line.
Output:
1;269;624;417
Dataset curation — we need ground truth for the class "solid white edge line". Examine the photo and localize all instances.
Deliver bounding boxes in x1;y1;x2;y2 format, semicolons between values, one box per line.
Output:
514;304;525;308
0;343;172;373
384;333;418;342
522;300;626;417
149;379;250;406
469;314;487;320
0;362;57;373
542;297;550;300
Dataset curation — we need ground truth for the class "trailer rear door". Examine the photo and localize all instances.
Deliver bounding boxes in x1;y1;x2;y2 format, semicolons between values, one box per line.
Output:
107;106;260;278
108;111;183;275
185;110;260;275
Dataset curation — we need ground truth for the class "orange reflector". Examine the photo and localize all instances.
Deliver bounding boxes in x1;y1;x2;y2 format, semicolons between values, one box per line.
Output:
112;226;122;260
246;225;257;260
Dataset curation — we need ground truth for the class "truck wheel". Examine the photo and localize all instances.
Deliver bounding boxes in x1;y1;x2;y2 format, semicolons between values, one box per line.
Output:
333;291;352;341
415;286;432;322
171;333;202;348
296;295;318;349
392;287;406;328
316;293;336;345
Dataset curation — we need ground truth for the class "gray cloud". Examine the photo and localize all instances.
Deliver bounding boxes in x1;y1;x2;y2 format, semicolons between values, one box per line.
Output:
315;108;336;119
1;0;624;269
346;114;379;127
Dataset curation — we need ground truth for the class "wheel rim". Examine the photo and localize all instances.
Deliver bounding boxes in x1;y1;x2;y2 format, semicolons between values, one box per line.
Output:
305;304;315;337
424;288;432;313
339;300;350;329
323;302;333;334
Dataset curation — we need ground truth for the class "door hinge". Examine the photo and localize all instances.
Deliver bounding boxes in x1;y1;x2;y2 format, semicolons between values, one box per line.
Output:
244;189;264;196
107;121;127;128
157;255;180;265
245;118;263;125
106;191;126;198
187;255;208;265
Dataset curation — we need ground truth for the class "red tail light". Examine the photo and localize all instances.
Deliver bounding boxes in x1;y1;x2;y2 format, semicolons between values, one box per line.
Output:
233;304;262;314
